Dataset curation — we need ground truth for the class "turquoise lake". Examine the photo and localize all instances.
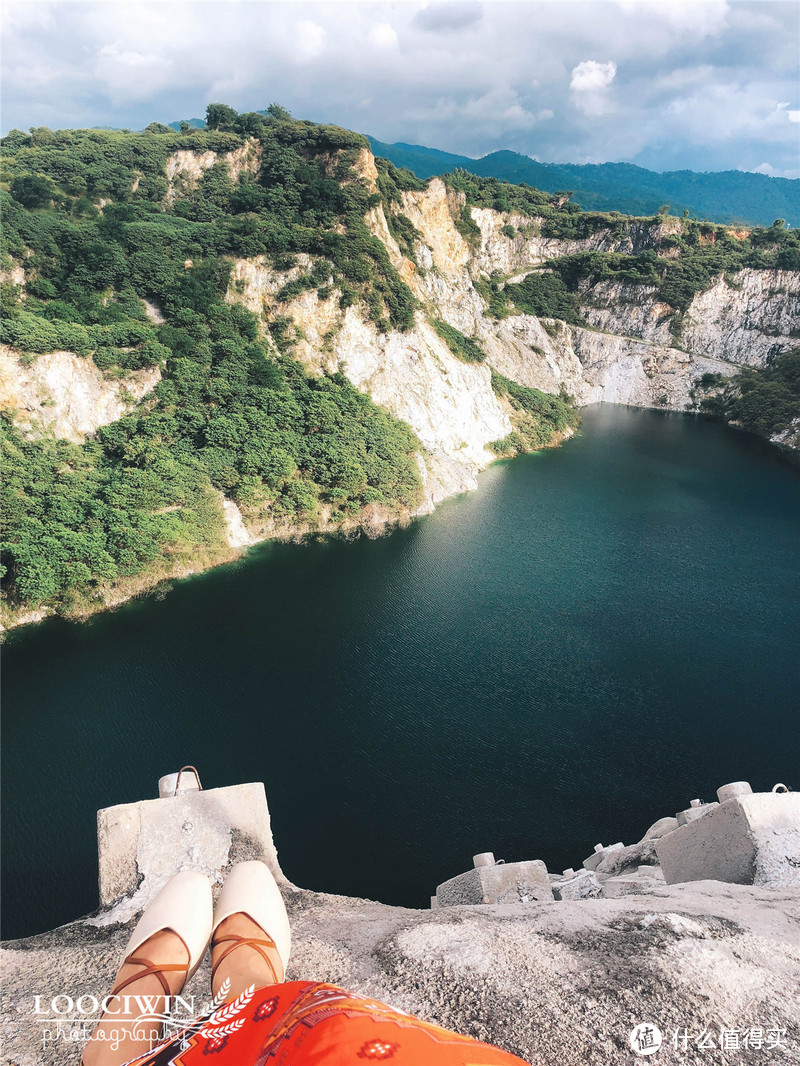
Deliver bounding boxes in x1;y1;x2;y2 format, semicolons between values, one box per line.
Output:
3;404;799;939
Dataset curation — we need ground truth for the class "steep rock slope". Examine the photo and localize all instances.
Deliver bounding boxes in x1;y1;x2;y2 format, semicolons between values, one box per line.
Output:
581;269;800;368
227;253;511;506
225;164;796;508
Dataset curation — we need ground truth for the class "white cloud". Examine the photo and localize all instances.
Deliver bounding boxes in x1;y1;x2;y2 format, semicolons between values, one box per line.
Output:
570;59;617;94
616;0;729;38
788;111;800;124
295;20;325;62
369;23;398;49
751;161;797;179
570;60;617;115
1;1;797;177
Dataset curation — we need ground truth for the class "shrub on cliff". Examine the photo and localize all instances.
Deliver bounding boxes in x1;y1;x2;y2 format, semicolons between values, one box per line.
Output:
430;319;486;363
0;115;426;615
702;349;800;437
490;371;579;453
504;271;586;326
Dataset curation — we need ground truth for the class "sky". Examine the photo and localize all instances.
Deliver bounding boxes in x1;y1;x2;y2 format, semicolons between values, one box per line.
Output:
2;0;799;177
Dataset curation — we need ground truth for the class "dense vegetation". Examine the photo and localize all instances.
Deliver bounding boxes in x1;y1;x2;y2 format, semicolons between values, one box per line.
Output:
0;106;423;617
367;137;800;228
490;372;579;454
541;221;800;313
430;318;486;363
439;171;800;317
503;271;586;326
701;349;800;439
1;109;417;338
444;169;613;241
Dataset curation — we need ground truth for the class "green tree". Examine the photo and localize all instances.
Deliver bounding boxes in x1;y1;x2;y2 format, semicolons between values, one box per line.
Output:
205;103;239;131
10;175;56;208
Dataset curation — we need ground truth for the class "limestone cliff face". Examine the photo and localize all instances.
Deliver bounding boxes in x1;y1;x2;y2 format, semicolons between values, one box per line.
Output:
164;138;262;205
481;317;733;409
581;269;800;368
226;260;512;507
0;345;161;444
225;157;796;518
679;269;800;367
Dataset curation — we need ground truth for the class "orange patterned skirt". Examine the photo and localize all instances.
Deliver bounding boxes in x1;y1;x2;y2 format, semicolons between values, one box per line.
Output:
125;981;529;1065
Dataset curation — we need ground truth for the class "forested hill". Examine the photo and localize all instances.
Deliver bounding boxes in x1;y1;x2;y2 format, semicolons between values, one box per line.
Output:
1;104;798;627
367;138;800;229
0;108;428;621
167;118;800;227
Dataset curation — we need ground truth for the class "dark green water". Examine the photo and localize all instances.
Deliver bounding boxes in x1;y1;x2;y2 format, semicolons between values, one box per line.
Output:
3;405;799;940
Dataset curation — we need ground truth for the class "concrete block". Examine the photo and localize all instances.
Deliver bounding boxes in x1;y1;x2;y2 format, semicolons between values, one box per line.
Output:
637;865;666;880
437;860;553;907
676;802;718;827
717;781;753;804
602;875;661;898
158;767;202;798
595;839;659;878
553;871;603;901
640;817;679;842
473;852;496;868
96;779;283;920
656;791;800;887
583;842;623;872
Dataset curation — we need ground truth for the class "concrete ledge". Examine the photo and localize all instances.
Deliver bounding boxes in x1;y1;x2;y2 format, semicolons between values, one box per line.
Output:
96;781;283;922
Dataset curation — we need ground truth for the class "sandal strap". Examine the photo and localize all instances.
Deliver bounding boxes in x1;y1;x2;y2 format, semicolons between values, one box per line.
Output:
109;942;193;997
211;933;281;984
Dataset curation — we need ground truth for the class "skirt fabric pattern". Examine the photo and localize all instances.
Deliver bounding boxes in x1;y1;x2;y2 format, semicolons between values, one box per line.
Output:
124;981;529;1066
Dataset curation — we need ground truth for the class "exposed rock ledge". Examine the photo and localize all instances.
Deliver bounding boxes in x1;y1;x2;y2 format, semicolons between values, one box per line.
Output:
3;774;799;1066
0;345;161;444
3;882;798;1066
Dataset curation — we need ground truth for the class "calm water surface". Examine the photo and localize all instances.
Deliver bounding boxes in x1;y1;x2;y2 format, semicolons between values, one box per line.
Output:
3;406;799;939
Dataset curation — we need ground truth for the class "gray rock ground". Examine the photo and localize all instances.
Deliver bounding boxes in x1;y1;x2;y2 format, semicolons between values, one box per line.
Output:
3;880;799;1066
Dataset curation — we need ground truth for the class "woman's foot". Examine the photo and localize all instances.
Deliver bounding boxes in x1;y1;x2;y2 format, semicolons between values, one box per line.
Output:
210;861;291;1003
82;870;212;1066
82;929;189;1066
211;913;284;1002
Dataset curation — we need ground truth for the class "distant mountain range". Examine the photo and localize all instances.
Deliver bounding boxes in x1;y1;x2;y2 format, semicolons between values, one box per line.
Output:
168;118;206;130
367;138;799;228
165;119;798;228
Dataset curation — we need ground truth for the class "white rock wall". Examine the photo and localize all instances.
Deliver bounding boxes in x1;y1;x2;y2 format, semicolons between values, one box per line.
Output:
0;345;161;444
164;138;262;205
580;269;800;368
222;148;799;514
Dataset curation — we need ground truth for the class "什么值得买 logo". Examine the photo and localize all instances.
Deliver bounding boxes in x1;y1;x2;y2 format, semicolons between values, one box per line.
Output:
629;1022;663;1056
